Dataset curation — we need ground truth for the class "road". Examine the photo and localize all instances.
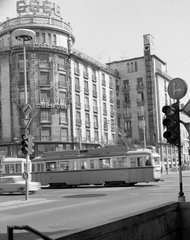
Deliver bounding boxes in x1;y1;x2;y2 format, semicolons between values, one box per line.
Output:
0;172;190;240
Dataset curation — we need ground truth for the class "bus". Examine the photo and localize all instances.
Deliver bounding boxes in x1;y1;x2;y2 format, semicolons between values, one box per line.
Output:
31;147;161;187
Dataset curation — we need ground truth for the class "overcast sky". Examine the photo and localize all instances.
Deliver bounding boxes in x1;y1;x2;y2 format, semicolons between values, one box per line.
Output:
1;0;190;103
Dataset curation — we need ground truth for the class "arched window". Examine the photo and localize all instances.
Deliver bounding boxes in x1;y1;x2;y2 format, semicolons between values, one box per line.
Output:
42;33;45;44
53;34;56;45
47;33;51;44
36;32;40;43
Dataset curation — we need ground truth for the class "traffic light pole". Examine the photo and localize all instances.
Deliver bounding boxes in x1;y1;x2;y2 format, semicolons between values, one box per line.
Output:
177;100;185;202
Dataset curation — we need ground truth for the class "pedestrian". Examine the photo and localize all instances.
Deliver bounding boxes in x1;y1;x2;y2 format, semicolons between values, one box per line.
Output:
165;165;168;174
161;166;163;174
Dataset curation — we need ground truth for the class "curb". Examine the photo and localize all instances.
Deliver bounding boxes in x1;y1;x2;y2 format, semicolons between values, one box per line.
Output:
0;198;47;210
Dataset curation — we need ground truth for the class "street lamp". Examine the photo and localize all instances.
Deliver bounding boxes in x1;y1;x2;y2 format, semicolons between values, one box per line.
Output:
12;29;35;200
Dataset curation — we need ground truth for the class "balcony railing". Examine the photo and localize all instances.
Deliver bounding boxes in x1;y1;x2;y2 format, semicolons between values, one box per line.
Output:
59;117;68;124
74;68;80;75
39;62;49;68
85;104;90;111
83;72;89;78
84;87;89;95
92;75;97;82
75;84;81;92
93;106;98;112
75;102;81;109
76;119;82;125
85;121;91;127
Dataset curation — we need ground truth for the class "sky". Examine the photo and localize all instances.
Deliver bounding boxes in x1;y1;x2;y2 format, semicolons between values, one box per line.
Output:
1;0;190;103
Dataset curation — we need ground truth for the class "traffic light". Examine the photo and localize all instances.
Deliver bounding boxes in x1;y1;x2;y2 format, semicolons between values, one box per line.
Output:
162;103;179;145
28;135;34;155
21;134;28;155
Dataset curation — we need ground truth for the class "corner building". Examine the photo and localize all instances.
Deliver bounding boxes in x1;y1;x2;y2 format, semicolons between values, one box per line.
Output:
0;1;118;157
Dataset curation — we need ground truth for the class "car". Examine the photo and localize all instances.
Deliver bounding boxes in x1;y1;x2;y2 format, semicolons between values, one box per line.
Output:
0;176;41;194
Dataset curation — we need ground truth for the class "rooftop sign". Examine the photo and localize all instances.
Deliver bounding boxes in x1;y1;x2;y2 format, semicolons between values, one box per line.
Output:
16;0;61;18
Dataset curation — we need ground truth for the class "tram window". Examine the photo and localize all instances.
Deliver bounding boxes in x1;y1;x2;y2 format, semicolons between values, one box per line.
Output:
37;163;41;172
46;162;57;171
90;160;95;169
130;158;136;167
145;156;152;166
32;164;35;172
116;157;125;168
81;160;87;169
137;157;143;167
16;164;22;173
41;163;44;172
59;161;69;170
5;164;9;174
99;159;110;168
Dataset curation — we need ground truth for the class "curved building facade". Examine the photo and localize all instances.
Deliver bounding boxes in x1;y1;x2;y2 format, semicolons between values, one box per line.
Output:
0;1;118;158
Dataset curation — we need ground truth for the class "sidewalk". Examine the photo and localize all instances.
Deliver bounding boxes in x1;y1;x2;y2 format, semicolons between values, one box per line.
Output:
0;198;48;210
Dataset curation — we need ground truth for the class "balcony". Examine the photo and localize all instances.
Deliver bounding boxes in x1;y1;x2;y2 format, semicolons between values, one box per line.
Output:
123;100;131;107
85;104;90;111
74;68;80;75
136;84;144;92
136;99;145;106
93;106;98;113
109;82;113;89
103;109;107;116
39;62;49;68
83;72;89;79
104;124;108;131
102;94;107;101
76;119;82;126
92;75;97;82
75;84;81;92
84;87;89;95
123;112;132;119
110;111;115;117
75;102;81;109
85;121;91;127
122;86;130;92
93;90;97;98
102;79;106;86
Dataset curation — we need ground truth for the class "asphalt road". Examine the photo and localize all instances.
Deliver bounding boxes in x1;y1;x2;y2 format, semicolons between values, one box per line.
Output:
1;171;190;240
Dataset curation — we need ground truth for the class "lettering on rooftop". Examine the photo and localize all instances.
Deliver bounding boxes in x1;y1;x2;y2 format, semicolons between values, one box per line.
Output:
16;0;61;18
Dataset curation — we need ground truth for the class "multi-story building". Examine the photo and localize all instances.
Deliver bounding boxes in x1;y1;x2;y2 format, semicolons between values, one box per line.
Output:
108;34;190;169
0;0;118;157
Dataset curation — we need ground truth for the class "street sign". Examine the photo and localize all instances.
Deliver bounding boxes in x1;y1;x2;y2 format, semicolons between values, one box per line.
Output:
22;118;32;128
22;104;33;116
22;171;29;180
182;100;190;118
168;78;188;100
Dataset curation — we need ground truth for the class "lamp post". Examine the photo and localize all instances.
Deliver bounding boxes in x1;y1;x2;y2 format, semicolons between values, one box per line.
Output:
12;29;35;200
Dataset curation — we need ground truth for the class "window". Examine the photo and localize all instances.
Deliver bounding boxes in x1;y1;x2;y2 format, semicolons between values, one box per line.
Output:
135;62;138;71
137;78;143;87
76;111;81;121
41;109;51;122
75;94;80;103
18;54;28;68
125;120;131;130
36;32;40;43
104;133;108;142
138;105;145;116
42;33;45;44
93;99;97;107
123;80;129;89
19;90;29;105
60;91;67;104
124;93;130;103
93;84;97;92
94;131;99;141
83;65;88;77
41;127;51;141
40;90;50;103
60;109;67;123
103;102;107;112
127;63;130;72
39;72;50;86
59;57;65;69
39;54;49;67
94;115;98;127
75;77;80;86
59;74;67;88
74;61;79;74
53;34;56;45
86;130;90;141
60;128;68;141
19;72;29;86
47;33;51;44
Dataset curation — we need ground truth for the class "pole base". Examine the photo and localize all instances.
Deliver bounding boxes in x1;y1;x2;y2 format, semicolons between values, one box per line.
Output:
178;196;186;202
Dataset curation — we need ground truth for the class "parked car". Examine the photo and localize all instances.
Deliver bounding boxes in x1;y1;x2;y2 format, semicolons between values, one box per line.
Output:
0;176;41;194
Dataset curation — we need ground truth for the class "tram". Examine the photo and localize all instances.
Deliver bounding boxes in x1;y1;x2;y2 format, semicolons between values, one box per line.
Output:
31;147;161;187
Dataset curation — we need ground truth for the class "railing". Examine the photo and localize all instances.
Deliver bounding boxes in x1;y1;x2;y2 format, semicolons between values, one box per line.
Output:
7;225;53;240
